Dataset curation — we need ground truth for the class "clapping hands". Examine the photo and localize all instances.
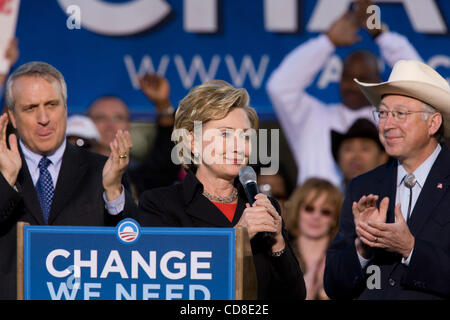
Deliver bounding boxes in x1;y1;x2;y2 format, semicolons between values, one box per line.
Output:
0;113;21;187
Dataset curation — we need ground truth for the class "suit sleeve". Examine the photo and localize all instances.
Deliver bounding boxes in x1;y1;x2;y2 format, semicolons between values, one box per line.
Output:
103;173;139;226
0;173;21;227
324;179;368;299
401;238;450;297
255;198;306;300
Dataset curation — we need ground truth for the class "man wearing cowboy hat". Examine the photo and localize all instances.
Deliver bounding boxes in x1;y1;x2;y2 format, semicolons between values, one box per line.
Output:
324;60;450;299
331;118;389;192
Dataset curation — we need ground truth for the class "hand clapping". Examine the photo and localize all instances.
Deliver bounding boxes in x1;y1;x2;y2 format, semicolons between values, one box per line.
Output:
0;113;21;187
353;195;415;259
102;129;132;201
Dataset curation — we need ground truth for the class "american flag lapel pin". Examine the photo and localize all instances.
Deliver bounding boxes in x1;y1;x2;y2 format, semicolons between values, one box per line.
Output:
437;183;443;189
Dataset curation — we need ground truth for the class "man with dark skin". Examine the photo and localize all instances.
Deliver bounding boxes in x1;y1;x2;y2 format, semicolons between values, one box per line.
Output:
340;51;382;110
266;0;421;187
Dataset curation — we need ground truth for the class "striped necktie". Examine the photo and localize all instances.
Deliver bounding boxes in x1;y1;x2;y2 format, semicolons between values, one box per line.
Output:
36;157;54;224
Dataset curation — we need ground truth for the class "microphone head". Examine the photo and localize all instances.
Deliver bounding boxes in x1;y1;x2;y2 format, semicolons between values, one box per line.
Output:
239;166;257;186
404;173;417;189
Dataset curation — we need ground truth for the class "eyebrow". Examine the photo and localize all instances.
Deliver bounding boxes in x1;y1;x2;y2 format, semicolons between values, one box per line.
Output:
20;103;38;110
217;127;251;131
44;99;61;105
20;99;61;109
379;102;408;109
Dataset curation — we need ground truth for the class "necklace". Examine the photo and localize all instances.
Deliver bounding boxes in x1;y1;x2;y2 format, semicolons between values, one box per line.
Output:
203;187;238;203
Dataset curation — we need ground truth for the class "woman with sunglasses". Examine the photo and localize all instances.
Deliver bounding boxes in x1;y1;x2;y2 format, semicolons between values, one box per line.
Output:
285;178;343;299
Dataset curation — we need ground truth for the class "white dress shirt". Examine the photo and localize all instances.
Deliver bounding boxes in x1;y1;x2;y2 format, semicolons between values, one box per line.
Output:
395;144;441;265
266;31;422;187
20;139;125;215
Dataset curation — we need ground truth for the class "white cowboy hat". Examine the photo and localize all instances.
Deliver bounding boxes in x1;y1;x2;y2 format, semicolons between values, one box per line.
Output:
354;60;450;138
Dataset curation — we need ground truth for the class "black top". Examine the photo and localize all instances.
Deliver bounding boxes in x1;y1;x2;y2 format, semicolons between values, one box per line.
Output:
138;170;306;300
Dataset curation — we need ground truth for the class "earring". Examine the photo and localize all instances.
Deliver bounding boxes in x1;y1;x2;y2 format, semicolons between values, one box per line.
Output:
193;151;200;163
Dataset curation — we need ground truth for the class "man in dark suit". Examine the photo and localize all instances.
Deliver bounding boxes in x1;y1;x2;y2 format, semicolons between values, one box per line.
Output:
324;60;450;299
0;62;135;299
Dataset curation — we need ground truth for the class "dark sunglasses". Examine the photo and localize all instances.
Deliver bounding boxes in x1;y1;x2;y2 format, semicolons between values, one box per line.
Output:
302;204;333;217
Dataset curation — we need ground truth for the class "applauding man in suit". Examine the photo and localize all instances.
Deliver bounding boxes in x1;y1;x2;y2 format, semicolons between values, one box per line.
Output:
0;61;136;299
324;60;450;299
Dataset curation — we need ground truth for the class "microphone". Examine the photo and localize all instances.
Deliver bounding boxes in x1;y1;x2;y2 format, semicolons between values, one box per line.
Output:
239;166;272;241
239;166;259;205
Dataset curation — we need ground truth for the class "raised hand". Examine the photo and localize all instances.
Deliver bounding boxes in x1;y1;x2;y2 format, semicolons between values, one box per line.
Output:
5;38;19;67
354;0;373;26
0;38;19;86
354;0;384;37
357;203;415;259
352;194;389;258
102;130;132;201
326;12;361;47
0;113;22;187
138;73;171;111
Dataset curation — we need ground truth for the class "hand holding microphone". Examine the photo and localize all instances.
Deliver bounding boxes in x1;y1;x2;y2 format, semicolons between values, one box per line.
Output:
237;166;282;241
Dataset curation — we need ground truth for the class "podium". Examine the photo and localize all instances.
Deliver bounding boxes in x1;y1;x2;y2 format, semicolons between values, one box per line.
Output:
16;220;257;300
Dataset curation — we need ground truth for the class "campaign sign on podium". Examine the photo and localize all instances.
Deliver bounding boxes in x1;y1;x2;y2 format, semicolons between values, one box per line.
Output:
23;219;235;300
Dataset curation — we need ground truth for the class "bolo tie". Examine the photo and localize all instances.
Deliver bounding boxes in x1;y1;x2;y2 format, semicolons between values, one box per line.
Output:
403;173;416;223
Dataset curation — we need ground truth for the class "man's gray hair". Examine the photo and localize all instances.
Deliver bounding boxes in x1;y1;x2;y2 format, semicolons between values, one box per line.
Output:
5;61;67;111
421;101;437;119
422;101;445;144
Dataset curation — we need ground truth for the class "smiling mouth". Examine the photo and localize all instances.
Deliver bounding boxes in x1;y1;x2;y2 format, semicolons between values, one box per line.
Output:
37;131;54;138
223;157;245;164
385;136;402;142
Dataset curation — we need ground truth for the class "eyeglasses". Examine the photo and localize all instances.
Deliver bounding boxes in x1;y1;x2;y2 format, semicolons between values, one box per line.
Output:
302;204;333;217
373;109;434;122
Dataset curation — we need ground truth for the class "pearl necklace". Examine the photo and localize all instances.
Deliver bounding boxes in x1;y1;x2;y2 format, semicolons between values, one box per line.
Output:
203;188;238;203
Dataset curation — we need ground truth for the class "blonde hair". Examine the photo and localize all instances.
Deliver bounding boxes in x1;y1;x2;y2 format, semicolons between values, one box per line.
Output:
173;80;258;169
285;178;343;240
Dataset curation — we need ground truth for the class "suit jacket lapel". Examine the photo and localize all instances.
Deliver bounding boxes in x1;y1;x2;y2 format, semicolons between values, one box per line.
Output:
48;143;88;224
408;147;450;236
16;151;45;224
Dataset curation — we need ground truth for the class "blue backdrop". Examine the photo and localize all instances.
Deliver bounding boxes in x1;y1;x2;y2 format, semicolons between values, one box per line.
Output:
14;0;450;120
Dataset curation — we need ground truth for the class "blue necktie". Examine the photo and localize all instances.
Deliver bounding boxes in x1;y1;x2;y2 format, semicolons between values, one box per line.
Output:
36;157;54;224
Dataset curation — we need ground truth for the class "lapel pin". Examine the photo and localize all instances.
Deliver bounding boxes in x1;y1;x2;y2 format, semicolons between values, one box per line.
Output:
437;183;443;189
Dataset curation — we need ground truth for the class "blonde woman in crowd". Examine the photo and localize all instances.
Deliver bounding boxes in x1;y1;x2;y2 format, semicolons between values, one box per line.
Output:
285;178;343;299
